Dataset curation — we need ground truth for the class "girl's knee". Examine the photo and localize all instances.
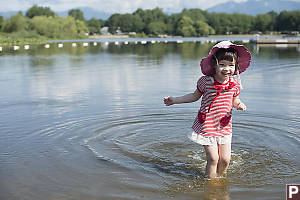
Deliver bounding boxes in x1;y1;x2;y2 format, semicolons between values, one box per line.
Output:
219;157;230;166
204;145;219;165
207;155;219;165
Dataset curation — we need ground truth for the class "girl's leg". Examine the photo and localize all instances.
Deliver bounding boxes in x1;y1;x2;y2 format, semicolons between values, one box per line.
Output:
217;143;231;176
203;145;219;178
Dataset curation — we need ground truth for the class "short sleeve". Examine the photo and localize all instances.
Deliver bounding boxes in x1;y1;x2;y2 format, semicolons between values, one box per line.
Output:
233;84;241;97
196;76;207;94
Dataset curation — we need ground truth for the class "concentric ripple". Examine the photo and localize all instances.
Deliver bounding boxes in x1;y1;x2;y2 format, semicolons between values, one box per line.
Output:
6;108;297;200
71;110;300;194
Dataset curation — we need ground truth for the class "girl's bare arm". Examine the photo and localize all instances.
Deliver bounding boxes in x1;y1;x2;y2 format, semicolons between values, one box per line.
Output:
164;89;202;106
233;96;247;111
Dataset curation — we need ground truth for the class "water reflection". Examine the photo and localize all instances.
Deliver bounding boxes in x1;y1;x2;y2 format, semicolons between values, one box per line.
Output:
30;56;55;67
250;44;300;58
0;40;299;200
204;178;230;200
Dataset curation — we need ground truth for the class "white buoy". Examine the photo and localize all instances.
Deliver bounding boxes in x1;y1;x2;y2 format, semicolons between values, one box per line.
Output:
83;42;89;47
24;45;30;50
104;42;109;45
141;41;147;44
58;43;63;48
72;43;77;47
45;44;50;48
176;40;183;43
164;40;168;43
93;42;97;46
151;40;155;44
13;46;20;50
124;41;129;45
0;47;2;51
114;41;119;45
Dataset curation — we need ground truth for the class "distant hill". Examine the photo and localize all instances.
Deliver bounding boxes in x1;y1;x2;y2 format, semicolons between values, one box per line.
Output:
207;0;300;15
0;11;22;19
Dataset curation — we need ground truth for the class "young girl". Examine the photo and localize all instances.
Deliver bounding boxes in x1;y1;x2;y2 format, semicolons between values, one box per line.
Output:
163;41;251;179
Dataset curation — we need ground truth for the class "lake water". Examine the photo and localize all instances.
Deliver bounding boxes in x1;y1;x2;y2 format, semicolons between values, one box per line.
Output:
0;40;300;200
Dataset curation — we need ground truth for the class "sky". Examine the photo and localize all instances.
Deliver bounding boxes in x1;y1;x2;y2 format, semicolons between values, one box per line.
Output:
1;0;299;13
0;0;252;12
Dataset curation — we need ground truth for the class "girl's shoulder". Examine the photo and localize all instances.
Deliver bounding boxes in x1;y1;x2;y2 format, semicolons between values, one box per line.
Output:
197;75;213;86
230;78;241;89
198;75;213;82
230;77;241;96
197;76;213;93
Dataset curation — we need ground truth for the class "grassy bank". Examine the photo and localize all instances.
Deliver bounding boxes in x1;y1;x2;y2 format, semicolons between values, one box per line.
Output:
0;32;50;46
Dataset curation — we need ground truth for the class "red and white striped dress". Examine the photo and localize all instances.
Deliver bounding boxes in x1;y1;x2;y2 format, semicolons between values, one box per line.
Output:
192;76;240;137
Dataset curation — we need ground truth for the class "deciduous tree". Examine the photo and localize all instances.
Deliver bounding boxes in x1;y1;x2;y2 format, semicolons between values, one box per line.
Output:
26;5;55;18
68;9;85;21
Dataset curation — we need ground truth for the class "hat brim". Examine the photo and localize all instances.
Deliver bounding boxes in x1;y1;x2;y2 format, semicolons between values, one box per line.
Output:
200;44;251;76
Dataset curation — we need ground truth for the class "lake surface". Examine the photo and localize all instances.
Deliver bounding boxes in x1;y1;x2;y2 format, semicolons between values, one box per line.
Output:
1;40;300;200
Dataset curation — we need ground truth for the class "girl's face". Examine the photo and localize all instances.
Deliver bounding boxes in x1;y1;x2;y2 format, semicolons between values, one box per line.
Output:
214;59;236;82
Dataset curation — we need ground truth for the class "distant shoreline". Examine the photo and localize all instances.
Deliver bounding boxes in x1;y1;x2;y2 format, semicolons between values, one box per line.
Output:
88;34;130;39
88;33;300;39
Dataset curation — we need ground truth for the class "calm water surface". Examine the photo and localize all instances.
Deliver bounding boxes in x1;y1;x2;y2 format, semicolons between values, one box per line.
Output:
0;41;300;200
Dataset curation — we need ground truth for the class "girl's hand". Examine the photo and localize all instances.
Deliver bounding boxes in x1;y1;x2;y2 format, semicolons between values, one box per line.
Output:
164;96;175;106
236;102;247;111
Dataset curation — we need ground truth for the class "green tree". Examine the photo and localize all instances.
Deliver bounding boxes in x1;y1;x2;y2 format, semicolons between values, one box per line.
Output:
105;14;122;33
30;15;88;39
276;10;300;31
181;8;207;22
254;14;272;32
219;14;233;34
133;7;167;33
87;18;104;34
207;12;254;34
207;13;222;34
68;9;85;21
165;13;181;35
0;16;3;30
146;21;167;35
101;7;300;36
207;13;233;34
134;7;166;24
75;19;88;35
2;13;29;33
118;14;144;33
267;11;278;31
230;13;255;34
26;5;55;18
194;20;215;36
176;16;195;36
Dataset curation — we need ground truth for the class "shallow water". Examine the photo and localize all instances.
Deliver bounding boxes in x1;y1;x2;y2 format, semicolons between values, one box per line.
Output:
0;41;299;200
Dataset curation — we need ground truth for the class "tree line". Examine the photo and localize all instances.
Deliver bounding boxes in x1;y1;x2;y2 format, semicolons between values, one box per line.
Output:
0;5;299;39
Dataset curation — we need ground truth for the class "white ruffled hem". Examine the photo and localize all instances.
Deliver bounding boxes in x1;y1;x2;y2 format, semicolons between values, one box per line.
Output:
188;131;232;145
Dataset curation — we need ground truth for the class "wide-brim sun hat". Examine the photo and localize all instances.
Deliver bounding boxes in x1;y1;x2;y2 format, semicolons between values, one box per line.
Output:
200;41;251;76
